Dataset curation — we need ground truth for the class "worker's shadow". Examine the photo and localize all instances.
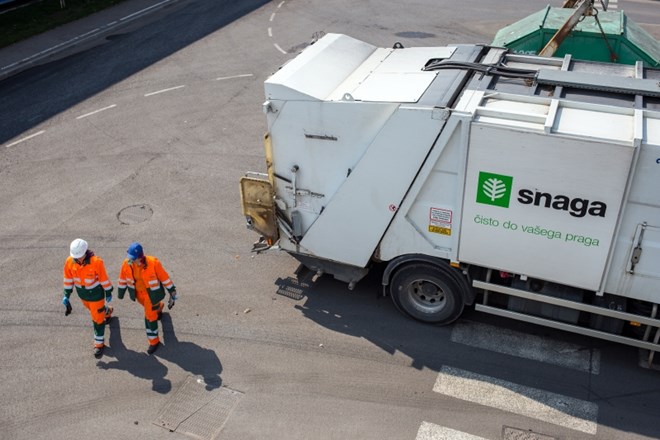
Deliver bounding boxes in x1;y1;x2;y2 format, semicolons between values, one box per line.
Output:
96;317;172;394
157;312;223;390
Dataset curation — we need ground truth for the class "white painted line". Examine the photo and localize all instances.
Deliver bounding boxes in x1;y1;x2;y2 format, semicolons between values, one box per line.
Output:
450;321;600;374
270;12;276;22
120;0;174;22
1;0;177;74
277;1;285;8
268;27;273;37
144;85;186;97
433;366;598;435
274;43;287;54
5;130;45;148
416;422;489;440
76;104;117;120
216;74;254;81
2;28;100;71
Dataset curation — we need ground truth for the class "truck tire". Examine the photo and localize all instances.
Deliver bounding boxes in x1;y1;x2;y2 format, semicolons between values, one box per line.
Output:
390;263;465;325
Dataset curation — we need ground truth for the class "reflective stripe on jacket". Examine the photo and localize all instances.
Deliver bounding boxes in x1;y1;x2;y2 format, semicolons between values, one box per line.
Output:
63;255;113;302
117;256;175;304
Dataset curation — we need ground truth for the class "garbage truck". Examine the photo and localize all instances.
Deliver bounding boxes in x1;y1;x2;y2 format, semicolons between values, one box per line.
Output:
240;33;660;362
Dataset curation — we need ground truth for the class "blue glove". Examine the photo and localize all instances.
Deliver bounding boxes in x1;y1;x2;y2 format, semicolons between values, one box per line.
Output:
167;293;177;310
62;296;72;316
106;294;112;303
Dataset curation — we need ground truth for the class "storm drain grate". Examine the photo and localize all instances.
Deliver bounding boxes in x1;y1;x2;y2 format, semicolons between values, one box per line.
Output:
502;426;556;440
275;277;307;301
153;376;243;440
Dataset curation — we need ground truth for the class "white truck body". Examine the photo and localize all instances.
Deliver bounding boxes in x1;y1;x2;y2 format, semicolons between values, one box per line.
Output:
242;33;660;359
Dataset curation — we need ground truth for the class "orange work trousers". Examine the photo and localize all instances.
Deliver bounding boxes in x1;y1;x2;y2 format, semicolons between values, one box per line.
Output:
81;298;108;348
135;289;164;346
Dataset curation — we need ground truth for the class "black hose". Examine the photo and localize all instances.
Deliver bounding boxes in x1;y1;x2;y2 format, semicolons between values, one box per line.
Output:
423;60;538;80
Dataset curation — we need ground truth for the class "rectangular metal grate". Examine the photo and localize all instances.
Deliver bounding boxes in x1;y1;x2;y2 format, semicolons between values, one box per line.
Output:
502;426;556;440
153;376;244;440
275;276;307;300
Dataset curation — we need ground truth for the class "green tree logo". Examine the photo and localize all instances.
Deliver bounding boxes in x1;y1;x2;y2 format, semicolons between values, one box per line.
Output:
476;172;513;208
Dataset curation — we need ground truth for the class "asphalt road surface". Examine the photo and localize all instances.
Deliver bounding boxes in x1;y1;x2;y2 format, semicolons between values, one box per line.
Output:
1;1;660;439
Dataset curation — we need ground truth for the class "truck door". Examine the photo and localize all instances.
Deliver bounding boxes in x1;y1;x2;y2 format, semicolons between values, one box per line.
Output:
627;223;660;279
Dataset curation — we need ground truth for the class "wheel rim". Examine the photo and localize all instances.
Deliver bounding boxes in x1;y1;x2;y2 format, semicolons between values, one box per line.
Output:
407;278;447;313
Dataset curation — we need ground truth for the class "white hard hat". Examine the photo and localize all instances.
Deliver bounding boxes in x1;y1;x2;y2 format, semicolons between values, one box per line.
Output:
70;238;88;259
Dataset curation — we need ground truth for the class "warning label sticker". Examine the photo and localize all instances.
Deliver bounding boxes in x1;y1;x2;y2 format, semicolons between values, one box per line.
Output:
429;207;452;235
429;225;452;235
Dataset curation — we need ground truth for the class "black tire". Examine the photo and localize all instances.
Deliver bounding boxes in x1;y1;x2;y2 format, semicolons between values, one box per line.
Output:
390;263;465;325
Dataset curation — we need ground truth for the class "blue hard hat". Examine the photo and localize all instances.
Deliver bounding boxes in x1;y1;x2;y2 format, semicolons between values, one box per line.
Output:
127;242;144;260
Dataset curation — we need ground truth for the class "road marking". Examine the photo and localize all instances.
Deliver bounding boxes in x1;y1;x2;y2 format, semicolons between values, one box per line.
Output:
268;1;288;55
416;422;489;440
120;0;174;23
450;321;600;374
5;130;45;148
2;28;99;71
215;74;253;81
1;0;178;75
144;85;186;97
76;104;117;120
433;366;598;435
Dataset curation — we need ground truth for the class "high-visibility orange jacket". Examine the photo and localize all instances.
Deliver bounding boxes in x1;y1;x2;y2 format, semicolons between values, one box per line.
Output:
63;254;113;301
117;256;175;304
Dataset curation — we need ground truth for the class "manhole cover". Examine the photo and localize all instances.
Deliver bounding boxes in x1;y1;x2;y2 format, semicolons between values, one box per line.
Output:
118;204;153;225
154;376;243;440
395;31;436;39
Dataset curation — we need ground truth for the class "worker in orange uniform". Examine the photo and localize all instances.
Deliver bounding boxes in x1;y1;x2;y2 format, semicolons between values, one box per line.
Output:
117;242;178;355
63;239;114;358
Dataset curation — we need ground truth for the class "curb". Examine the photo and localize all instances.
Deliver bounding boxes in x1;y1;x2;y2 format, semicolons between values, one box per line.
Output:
0;0;179;81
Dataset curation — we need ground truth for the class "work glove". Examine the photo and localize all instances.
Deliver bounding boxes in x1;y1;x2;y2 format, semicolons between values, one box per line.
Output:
167;292;177;310
106;293;112;303
62;296;72;316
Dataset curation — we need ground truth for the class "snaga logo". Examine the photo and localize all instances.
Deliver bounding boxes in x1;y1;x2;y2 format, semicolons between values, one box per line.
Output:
476;171;607;218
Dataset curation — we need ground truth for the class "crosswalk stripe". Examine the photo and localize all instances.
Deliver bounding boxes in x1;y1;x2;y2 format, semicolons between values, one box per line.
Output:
450;321;600;374
416;422;489;440
433;366;598;435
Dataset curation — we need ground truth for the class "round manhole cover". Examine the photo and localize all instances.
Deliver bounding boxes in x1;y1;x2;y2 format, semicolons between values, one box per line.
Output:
394;31;436;39
118;204;153;225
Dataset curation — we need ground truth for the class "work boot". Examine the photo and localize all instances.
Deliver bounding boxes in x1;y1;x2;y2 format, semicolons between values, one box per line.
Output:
147;342;160;355
93;345;104;359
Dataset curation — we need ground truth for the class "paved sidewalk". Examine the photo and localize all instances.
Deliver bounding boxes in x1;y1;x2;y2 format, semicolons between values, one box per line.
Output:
0;0;180;81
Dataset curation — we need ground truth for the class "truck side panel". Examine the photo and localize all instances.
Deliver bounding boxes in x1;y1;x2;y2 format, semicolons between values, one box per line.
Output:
297;106;447;267
377;114;471;262
605;119;660;300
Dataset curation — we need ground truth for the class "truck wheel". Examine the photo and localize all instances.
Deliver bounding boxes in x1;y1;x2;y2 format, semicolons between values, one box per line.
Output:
390;263;464;325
